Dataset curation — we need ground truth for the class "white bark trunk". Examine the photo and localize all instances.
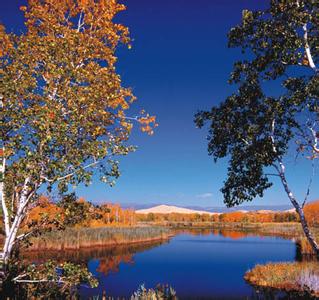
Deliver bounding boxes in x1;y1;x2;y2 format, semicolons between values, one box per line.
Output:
2;178;31;265
0;182;10;237
0;152;10;237
303;23;317;72
275;161;319;258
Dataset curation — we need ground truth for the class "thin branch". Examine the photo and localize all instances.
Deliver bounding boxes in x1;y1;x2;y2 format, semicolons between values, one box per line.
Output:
241;138;250;146
302;159;315;208
77;12;84;32
40;160;101;183
13;273;65;284
270;118;278;155
309;125;319;154
264;173;280;177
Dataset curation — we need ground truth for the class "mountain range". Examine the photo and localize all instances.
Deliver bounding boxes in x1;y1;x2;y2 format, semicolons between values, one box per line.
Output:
135;204;294;215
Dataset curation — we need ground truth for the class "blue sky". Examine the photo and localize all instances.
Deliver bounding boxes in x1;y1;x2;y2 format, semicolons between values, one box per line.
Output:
2;0;318;208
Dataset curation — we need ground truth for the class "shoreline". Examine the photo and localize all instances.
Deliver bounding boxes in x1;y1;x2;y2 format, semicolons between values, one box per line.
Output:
25;234;171;252
245;262;319;299
23;226;171;251
15;222;318;257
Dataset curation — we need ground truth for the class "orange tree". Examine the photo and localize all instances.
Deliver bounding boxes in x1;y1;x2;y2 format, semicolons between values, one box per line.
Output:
0;0;156;269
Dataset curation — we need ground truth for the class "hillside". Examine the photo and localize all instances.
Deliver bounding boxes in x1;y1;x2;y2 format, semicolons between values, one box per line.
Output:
136;205;219;215
136;204;300;216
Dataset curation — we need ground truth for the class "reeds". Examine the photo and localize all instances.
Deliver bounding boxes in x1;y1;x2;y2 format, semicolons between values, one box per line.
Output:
245;262;319;298
27;226;170;251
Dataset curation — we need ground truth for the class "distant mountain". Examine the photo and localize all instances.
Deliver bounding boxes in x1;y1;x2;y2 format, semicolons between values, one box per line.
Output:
125;203;293;213
186;204;292;213
136;205;218;215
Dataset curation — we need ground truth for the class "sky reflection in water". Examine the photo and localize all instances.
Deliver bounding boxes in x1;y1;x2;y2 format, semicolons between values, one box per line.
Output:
80;230;296;299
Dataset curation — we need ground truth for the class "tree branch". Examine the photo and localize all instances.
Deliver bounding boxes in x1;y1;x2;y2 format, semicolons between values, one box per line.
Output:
303;23;317;72
40;160;101;183
270;118;277;154
264;173;280;177
302;158;315;208
309;124;319;154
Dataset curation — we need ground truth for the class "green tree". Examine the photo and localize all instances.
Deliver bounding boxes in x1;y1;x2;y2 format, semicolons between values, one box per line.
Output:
57;193;89;226
0;0;156;267
195;0;319;257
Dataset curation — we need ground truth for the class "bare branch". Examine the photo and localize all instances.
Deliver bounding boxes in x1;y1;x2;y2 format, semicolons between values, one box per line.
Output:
302;159;315;208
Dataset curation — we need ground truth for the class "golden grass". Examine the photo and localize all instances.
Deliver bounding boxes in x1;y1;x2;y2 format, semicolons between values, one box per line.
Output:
27;226;170;251
245;262;319;297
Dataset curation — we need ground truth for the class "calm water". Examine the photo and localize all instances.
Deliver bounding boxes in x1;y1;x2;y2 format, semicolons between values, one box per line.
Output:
77;230;296;299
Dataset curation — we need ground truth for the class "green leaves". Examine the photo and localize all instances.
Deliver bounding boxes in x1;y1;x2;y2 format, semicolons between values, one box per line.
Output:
195;0;319;207
1;0;142;201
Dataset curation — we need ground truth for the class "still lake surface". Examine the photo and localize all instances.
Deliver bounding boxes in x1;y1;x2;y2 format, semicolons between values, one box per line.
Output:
77;229;297;299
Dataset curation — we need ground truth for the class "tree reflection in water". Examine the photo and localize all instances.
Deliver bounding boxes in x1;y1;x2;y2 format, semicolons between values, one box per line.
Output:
21;240;168;275
22;228;312;286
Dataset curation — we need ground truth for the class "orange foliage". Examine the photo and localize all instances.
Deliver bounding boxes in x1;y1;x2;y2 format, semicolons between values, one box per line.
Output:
220;230;248;239
27;196;136;229
87;203;136;227
304;199;319;227
24;196;63;230
219;211;246;222
137;210;298;224
97;254;133;275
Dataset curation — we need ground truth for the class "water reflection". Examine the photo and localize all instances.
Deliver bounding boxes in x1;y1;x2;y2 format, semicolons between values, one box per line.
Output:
22;240;168;272
22;229;301;299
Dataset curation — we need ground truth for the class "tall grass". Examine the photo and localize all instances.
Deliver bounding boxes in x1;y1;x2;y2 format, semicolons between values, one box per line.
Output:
245;262;319;298
27;226;170;251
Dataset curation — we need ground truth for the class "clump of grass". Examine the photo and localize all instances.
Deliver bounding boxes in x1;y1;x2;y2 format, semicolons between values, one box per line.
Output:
298;269;319;293
245;262;319;297
28;226;170;251
131;284;177;300
297;237;318;256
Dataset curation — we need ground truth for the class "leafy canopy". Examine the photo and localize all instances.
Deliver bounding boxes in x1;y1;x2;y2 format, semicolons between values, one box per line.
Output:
195;0;319;207
1;0;156;201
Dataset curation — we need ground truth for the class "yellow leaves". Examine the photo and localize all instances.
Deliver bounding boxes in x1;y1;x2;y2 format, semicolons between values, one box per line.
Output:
109;96;130;110
93;126;105;137
302;54;309;66
138;114;158;135
120;121;133;133
20;6;27;12
0;24;13;57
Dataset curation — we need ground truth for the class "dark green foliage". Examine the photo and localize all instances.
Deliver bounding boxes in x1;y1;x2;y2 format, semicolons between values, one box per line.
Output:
195;0;319;207
57;193;90;226
2;259;97;299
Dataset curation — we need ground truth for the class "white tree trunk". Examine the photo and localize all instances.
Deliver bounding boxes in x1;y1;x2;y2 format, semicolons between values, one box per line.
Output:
276;162;319;258
2;178;30;265
0;182;10;238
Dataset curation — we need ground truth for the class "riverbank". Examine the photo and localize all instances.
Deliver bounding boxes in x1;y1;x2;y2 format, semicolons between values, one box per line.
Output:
245;262;319;299
25;226;171;251
22;222;319;254
167;221;302;236
167;221;319;255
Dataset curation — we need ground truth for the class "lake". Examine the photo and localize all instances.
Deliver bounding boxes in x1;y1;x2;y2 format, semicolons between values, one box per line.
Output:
76;229;297;299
